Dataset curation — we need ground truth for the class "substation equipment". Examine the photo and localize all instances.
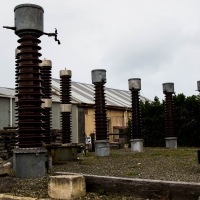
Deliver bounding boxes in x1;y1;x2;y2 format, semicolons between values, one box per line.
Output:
163;83;177;149
128;78;143;152
41;59;52;145
92;69;110;156
46;70;78;164
3;3;60;178
196;81;200;164
60;70;72;144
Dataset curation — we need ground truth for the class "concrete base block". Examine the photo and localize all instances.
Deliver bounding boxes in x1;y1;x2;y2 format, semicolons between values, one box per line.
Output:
130;139;143;152
47;145;78;164
165;137;177;149
56;172;200;200
13;148;46;178
48;175;86;200
0;162;11;175
95;140;110;156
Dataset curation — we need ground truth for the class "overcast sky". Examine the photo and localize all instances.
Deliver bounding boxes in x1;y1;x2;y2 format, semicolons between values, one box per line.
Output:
1;0;200;101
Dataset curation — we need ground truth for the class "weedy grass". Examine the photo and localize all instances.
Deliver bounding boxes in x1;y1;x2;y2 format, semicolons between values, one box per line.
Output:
130;152;146;158
129;165;139;169
98;188;106;195
145;147;197;158
126;171;138;176
150;152;162;157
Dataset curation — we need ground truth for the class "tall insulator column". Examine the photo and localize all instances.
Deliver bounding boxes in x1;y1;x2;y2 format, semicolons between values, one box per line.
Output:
197;81;200;164
41;59;52;144
3;3;61;178
11;4;45;148
60;70;72;144
128;78;143;152
16;34;44;148
92;69;110;156
163;83;177;149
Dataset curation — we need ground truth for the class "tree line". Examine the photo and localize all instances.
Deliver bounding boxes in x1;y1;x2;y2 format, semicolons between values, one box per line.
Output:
125;94;200;147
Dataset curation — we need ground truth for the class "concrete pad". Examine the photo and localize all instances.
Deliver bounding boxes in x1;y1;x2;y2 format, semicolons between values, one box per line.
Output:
48;175;86;200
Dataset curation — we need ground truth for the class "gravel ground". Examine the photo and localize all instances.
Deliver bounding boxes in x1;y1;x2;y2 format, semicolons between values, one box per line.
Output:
3;147;200;199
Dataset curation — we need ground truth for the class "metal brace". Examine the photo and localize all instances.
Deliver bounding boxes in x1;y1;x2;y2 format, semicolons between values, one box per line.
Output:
43;28;61;45
3;26;61;45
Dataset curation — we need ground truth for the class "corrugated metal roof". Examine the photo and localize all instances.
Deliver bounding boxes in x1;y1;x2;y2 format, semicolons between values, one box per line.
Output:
0;87;61;103
0;80;151;107
0;87;15;97
52;78;151;108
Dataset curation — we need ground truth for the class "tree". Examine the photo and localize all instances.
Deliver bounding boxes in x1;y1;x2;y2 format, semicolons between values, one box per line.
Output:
124;94;200;147
141;96;165;147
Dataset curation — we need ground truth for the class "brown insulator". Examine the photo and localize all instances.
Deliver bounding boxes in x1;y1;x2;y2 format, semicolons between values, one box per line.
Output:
60;70;72;143
15;48;20;127
164;93;176;137
41;59;52;144
131;90;142;139
128;78;142;140
92;69;108;141
16;34;44;148
94;83;108;140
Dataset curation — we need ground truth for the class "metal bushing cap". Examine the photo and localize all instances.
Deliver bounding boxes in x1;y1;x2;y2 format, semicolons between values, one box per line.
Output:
40;59;52;67
163;83;174;94
128;78;141;91
163;83;174;93
14;4;44;35
60;70;72;77
91;69;106;84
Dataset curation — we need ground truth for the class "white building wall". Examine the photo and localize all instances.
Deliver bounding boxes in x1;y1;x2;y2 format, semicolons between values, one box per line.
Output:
52;102;60;129
0;97;16;130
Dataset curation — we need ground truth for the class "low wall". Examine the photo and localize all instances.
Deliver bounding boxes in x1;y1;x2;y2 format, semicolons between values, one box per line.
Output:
56;172;200;200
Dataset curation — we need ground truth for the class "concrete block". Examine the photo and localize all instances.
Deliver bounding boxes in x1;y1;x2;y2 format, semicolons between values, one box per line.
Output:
0;162;11;175
48;175;86;200
56;172;200;200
